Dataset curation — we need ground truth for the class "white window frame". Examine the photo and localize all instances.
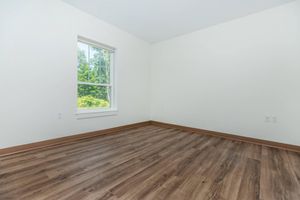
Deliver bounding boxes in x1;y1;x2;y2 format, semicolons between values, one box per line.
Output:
76;36;117;118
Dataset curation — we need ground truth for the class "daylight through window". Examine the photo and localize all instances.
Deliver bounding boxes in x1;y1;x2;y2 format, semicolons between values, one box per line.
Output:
77;37;115;111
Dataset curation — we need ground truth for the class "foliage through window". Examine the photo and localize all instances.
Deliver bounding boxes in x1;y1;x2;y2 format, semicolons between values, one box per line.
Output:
77;37;115;111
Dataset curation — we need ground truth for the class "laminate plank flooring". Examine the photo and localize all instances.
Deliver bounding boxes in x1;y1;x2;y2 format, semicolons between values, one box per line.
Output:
1;125;300;200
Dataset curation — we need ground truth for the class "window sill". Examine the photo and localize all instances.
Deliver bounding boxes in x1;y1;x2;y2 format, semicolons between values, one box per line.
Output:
76;108;118;119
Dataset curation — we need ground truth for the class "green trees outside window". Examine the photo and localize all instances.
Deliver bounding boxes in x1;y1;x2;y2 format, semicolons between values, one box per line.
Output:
77;41;113;110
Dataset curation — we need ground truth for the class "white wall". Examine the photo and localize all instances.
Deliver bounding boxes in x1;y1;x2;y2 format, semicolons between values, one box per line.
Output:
0;0;151;148
151;1;300;145
1;0;300;149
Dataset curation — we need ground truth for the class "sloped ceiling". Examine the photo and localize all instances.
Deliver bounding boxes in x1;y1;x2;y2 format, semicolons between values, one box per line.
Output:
63;0;295;43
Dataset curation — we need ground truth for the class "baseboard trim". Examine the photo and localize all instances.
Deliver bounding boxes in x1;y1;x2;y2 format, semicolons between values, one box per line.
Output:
0;121;151;156
150;121;300;153
2;120;299;156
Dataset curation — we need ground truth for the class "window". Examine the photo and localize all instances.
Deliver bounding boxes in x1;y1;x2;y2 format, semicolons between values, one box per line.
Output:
77;36;116;114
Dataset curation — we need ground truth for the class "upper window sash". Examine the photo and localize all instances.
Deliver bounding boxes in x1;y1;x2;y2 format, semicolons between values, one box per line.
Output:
77;38;114;85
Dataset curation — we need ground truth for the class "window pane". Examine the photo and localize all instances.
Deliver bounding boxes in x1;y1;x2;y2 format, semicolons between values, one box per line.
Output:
77;42;92;82
90;47;111;84
77;84;111;109
77;42;111;84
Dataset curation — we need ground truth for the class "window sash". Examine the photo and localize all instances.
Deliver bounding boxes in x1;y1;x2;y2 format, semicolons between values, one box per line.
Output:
77;39;113;85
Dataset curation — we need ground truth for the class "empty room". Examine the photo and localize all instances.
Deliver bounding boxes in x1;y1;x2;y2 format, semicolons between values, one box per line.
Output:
1;0;300;199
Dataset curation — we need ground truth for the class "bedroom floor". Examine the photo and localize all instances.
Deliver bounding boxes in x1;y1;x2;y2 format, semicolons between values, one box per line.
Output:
1;125;300;200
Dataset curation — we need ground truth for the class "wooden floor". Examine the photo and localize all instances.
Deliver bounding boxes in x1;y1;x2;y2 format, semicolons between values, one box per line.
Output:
1;125;300;200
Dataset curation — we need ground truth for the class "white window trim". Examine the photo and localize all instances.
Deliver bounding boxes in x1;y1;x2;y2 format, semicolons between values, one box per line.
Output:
76;36;117;119
76;108;118;119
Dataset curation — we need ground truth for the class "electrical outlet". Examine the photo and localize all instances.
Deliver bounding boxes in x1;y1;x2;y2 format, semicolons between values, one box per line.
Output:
265;116;277;123
58;113;62;120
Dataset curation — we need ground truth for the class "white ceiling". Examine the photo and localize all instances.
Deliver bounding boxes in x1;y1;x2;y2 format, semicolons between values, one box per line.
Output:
63;0;294;43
